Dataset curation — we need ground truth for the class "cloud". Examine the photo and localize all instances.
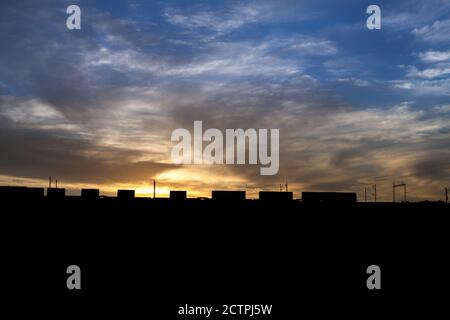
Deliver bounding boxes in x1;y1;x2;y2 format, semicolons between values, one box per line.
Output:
412;19;450;42
163;1;316;38
212;101;450;200
164;3;266;35
0;97;71;129
286;37;337;56
0;115;177;184
323;57;368;78
383;0;450;30
336;78;369;87
392;78;450;96
419;50;450;63
394;51;450;96
406;65;450;79
413;154;450;181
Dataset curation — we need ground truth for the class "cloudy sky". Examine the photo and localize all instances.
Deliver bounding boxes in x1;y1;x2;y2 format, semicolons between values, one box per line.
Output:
0;0;449;200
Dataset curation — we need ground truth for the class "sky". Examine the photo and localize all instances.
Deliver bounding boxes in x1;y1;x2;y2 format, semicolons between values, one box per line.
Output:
0;0;449;201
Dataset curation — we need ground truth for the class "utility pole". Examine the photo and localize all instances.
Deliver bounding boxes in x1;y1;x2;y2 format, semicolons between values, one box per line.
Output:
445;187;448;203
365;187;367;202
374;184;377;202
55;179;58;188
285;178;288;192
49;176;52;188
393;183;406;202
280;184;282;192
153;179;156;199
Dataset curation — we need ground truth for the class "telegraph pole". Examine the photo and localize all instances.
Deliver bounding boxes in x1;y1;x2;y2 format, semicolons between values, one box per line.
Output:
374;184;377;202
364;187;367;202
445;187;448;203
393;183;406;202
153;179;156;199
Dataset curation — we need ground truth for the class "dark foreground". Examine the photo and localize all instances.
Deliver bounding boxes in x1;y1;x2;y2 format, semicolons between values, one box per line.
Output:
2;197;449;317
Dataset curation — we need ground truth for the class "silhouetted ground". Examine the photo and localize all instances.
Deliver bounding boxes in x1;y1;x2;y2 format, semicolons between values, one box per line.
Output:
1;196;449;317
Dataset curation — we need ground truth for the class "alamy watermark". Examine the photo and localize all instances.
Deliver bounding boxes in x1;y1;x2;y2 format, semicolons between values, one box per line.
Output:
171;121;279;175
66;5;380;31
66;265;81;290
66;5;81;30
366;5;381;30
